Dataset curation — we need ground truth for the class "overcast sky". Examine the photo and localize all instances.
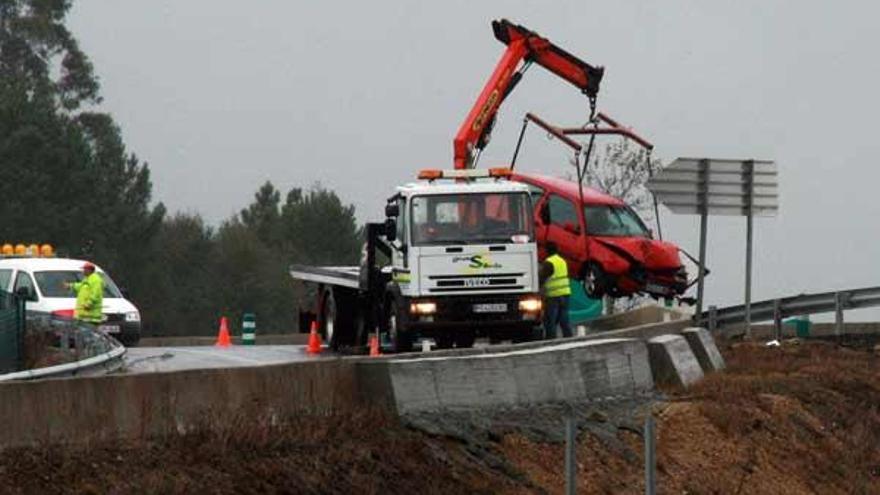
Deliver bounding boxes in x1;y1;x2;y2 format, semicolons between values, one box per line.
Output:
67;1;880;318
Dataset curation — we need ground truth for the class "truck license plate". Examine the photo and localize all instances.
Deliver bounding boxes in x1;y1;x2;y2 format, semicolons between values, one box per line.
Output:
473;303;507;314
98;324;120;334
464;278;491;288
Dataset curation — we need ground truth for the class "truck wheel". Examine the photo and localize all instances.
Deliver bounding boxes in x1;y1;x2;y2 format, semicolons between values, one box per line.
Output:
435;334;455;349
583;263;608;299
321;288;355;351
454;331;475;349
387;303;414;353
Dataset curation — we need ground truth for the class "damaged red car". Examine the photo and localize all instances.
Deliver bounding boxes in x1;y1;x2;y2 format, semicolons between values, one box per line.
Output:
512;173;688;299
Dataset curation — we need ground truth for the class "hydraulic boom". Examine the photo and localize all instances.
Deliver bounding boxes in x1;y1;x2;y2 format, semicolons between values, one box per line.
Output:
453;19;605;169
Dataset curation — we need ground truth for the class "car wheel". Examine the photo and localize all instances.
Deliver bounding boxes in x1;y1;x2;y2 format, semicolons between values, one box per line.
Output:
583;263;608;299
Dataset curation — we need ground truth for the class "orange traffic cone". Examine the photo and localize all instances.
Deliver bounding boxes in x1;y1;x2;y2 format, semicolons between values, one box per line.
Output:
215;316;232;347
306;320;322;355
369;333;381;357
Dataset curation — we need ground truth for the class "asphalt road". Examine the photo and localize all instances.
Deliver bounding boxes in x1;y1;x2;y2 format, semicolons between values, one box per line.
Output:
122;345;328;374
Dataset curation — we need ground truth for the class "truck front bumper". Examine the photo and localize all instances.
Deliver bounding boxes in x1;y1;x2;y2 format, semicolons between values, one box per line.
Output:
403;293;542;336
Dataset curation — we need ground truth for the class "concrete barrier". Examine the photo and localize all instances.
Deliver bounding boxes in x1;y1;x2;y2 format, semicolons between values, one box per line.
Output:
357;338;654;415
0;359;358;449
647;335;704;388
585;304;691;332
681;327;725;372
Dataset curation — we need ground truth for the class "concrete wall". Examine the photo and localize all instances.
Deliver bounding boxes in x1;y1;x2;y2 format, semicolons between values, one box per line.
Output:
358;338;654;415
0;359;358;448
647;335;704;387
585;304;691;332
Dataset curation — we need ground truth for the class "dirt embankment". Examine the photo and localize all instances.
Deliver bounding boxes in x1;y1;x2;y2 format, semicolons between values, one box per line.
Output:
0;341;878;494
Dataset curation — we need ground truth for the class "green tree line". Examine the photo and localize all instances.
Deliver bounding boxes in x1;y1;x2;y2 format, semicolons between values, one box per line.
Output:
0;1;361;335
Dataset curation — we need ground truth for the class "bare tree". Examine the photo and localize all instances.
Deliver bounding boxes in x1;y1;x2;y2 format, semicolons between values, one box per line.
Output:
570;138;661;231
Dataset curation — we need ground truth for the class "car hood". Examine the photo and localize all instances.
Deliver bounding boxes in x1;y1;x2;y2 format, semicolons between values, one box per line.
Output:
591;236;682;270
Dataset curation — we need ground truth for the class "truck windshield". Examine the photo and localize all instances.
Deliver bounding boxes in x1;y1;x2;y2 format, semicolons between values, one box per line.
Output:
584;205;650;237
34;271;124;298
411;192;533;245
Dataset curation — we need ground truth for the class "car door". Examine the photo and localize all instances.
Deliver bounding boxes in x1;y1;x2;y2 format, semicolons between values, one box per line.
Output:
12;270;39;310
524;183;549;250
544;194;585;267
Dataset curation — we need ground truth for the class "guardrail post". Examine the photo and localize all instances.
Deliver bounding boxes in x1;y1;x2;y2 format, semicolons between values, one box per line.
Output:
15;295;26;371
565;413;577;495
708;305;718;333
773;299;782;340
645;413;656;495
834;292;845;338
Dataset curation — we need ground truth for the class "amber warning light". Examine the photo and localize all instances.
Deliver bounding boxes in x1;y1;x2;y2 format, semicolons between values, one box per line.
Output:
417;168;512;181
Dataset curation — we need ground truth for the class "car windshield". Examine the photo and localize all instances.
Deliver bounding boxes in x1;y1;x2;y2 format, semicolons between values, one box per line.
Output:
584;205;650;237
411;192;533;245
34;271;123;298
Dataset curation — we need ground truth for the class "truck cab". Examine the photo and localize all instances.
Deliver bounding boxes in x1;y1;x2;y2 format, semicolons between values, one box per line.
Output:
381;170;542;350
291;168;542;353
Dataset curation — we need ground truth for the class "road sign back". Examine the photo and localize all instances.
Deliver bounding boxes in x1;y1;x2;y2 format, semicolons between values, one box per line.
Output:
647;158;778;216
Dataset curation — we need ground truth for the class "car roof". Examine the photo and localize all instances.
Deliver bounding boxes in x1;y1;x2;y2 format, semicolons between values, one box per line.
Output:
511;172;625;206
0;257;105;273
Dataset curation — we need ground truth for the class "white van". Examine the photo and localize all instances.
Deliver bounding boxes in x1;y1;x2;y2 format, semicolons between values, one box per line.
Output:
0;257;141;346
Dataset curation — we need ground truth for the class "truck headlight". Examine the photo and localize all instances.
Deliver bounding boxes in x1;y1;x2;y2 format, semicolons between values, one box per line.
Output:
125;311;140;322
409;301;437;315
518;297;542;313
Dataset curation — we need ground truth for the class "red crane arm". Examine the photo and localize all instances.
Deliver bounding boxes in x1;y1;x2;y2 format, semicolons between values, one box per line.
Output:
453;19;605;169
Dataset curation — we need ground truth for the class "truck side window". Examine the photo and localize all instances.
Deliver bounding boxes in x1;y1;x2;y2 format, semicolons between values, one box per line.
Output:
0;269;12;293
13;271;37;301
547;195;578;227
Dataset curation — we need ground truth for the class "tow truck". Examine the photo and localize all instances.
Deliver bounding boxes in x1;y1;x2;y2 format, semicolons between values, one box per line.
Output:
290;168;542;352
453;19;690;300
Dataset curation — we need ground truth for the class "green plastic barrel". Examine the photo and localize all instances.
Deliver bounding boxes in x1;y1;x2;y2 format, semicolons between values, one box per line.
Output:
242;312;256;345
783;314;811;338
568;280;603;324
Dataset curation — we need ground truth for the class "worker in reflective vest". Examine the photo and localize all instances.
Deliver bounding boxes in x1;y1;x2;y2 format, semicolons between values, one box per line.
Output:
69;261;104;325
540;242;572;339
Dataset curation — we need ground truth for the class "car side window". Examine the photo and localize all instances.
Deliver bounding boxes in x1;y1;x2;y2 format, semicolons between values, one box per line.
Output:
547;195;578;227
13;271;38;301
0;269;12;292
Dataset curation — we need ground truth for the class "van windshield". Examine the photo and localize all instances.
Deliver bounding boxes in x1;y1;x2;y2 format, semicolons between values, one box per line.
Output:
411;192;533;246
584;205;650;237
33;271;123;298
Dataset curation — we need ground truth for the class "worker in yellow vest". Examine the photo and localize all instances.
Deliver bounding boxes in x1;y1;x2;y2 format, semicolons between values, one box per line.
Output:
540;242;572;339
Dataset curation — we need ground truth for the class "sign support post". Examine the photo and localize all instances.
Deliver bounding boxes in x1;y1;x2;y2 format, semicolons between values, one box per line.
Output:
696;159;709;316
744;160;755;338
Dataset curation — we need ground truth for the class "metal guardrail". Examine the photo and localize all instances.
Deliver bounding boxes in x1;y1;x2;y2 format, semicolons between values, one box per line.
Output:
696;286;880;337
0;315;126;382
